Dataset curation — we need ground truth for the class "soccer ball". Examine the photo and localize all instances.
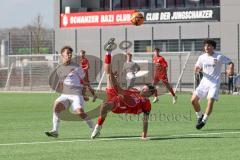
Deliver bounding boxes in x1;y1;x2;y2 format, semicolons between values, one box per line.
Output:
131;12;144;26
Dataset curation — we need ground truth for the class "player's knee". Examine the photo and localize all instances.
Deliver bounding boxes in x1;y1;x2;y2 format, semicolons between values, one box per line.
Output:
75;108;86;119
53;102;65;112
191;97;198;105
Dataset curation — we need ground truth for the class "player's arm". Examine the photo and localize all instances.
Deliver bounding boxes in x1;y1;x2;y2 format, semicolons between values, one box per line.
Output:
194;57;202;73
57;82;63;92
111;71;126;95
135;63;140;72
161;57;168;68
56;68;63;92
85;59;90;70
142;112;149;139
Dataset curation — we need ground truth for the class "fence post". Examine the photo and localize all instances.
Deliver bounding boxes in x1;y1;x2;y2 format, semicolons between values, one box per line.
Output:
8;32;10;72
193;71;196;91
169;59;172;83
179;54;182;92
95;59;97;81
30;32;32;90
21;61;24;90
208;24;210;38
75;29;78;54
151;26;154;51
151;54;154;80
178;25;182;92
238;24;239;73
53;30;55;55
125;27;128;53
99;28;102;76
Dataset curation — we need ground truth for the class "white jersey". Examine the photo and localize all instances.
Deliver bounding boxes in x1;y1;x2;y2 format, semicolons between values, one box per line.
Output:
57;62;85;95
195;52;231;86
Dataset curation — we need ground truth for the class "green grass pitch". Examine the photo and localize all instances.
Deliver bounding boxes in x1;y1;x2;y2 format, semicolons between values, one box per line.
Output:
0;93;240;160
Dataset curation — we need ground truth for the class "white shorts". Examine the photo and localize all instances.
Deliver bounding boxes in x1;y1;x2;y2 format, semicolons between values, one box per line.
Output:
194;82;219;100
55;94;85;111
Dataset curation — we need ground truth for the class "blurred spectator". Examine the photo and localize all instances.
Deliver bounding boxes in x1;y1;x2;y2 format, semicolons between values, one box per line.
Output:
226;62;235;94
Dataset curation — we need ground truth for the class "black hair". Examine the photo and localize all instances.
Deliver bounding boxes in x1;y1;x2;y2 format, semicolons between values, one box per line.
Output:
80;50;86;54
154;48;160;52
203;39;216;49
145;84;156;93
61;46;73;54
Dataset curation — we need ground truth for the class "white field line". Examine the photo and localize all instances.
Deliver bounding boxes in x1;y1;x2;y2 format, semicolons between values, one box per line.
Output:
0;131;240;147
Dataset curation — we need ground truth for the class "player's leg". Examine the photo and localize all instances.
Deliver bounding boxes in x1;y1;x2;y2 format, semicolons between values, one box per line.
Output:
97;102;114;125
87;85;97;102
71;95;94;130
191;93;201;114
152;78;159;103
196;98;215;130
205;98;215;116
196;86;218;129
162;78;177;104
191;92;204;129
75;108;94;130
103;38;121;91
91;102;114;139
45;97;68;138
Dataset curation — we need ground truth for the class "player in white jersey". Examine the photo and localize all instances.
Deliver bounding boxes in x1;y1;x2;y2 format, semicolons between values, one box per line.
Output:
191;39;233;129
45;46;94;138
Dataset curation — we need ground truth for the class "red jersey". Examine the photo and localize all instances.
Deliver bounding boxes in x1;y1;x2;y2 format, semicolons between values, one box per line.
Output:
153;55;168;74
80;58;89;71
106;87;151;114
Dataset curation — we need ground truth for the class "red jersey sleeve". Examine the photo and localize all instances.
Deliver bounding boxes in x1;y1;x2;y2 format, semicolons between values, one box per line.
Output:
160;56;168;68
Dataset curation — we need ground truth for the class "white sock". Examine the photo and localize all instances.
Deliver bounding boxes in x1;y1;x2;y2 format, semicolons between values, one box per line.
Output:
195;111;203;118
84;116;94;130
52;112;60;132
202;114;208;123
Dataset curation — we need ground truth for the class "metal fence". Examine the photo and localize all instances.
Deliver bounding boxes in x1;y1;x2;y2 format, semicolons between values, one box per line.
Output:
0;29;238;93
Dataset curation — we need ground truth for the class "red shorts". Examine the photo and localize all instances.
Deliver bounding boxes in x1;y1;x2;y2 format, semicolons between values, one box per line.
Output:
153;73;169;85
106;87;151;114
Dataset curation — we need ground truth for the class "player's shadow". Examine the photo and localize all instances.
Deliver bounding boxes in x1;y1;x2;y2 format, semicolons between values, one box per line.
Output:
201;128;240;132
150;136;225;141
100;135;140;139
57;137;92;140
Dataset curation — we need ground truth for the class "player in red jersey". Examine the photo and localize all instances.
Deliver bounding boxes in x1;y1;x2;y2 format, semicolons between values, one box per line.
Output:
79;50;97;102
91;38;156;140
152;48;177;104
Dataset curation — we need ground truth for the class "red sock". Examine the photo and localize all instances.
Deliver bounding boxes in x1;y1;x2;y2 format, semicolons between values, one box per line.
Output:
104;55;111;64
169;88;175;97
97;116;104;125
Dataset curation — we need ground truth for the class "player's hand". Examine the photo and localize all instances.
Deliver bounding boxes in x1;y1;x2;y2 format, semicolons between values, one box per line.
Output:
195;66;201;73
